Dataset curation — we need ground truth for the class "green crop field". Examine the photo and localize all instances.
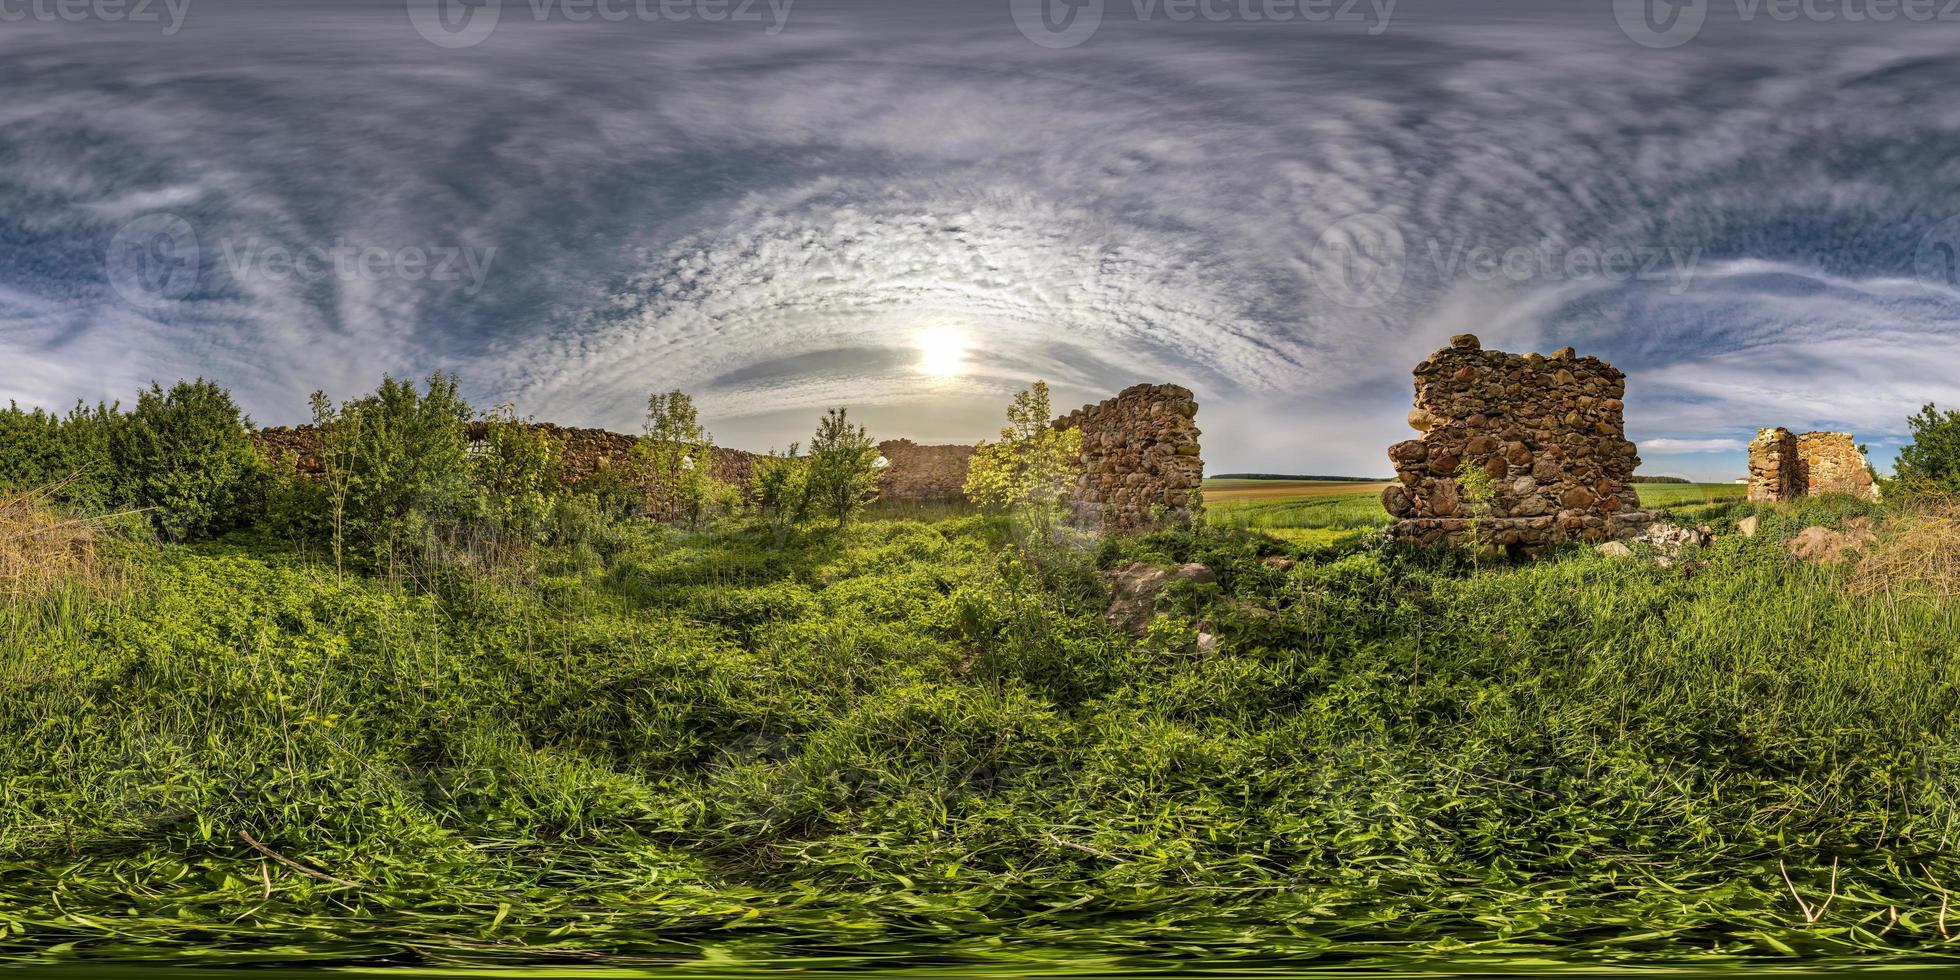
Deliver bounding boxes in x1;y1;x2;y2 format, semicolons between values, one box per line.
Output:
1203;478;1749;546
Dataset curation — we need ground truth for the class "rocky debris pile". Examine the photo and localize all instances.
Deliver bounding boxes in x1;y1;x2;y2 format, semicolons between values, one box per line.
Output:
876;439;974;501
1788;519;1877;564
1056;383;1203;532
1596;521;1713;566
1382;334;1663;554
1105;560;1214;635
1748;427;1880;503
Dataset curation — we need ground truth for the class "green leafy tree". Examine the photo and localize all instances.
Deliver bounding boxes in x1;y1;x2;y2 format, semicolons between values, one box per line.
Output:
0;400;120;511
962;381;1083;538
107;379;260;540
635;390;730;527
807;407;881;528
750;443;811;547
1895;403;1960;497
338;373;474;567
471;404;561;546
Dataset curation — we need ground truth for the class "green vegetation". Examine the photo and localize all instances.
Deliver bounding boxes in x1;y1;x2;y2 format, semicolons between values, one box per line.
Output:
963;380;1084;539
0;380;1957;972
1896;403;1960;498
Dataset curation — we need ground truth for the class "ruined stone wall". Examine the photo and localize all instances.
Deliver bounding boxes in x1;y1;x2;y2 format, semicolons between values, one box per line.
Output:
1748;427;1880;502
1745;427;1800;502
254;424;759;491
1382;335;1661;553
1054;383;1203;531
875;439;973;501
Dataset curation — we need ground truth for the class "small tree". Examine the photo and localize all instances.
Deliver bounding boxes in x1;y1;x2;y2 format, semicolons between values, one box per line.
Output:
309;389;364;581
339;373;474;569
1895;403;1960;497
806;407;881;528
108;379;260;540
471;404;560;547
635;389;730;527
962;381;1083;538
750;443;811;547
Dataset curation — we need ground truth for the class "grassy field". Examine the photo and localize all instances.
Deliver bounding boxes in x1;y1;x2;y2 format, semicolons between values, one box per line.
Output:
1204;479;1749;546
5;485;1960;971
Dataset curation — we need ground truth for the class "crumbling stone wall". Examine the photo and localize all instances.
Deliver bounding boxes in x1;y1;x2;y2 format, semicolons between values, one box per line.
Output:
1382;335;1661;553
1747;427;1879;502
1054;383;1203;531
875;439;973;501
253;423;758;491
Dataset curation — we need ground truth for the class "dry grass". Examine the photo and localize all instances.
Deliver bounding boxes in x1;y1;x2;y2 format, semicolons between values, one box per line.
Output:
0;478;121;601
1851;502;1960;600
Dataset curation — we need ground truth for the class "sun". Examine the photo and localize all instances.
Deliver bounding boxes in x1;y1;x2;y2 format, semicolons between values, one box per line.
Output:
917;327;968;378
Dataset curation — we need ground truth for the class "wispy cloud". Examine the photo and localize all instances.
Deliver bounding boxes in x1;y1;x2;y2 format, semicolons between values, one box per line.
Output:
3;2;1960;475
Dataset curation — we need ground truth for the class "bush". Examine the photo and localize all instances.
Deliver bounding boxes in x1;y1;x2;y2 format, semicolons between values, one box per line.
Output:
1894;402;1960;497
325;373;474;566
963;381;1083;541
107;379;260;540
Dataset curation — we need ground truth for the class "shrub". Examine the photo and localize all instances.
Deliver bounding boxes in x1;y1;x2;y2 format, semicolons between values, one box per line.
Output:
471;404;561;546
750;444;811;547
107;379;260;540
331;373;474;566
634;390;732;527
963;380;1083;540
806;407;881;528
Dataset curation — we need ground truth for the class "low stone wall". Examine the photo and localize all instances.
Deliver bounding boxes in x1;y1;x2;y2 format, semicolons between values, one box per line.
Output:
1748;427;1880;502
1054;383;1203;531
253;423;759;491
1382;335;1661;553
876;439;973;501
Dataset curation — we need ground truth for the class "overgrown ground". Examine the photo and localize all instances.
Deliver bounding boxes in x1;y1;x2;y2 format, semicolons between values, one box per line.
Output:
3;490;1960;972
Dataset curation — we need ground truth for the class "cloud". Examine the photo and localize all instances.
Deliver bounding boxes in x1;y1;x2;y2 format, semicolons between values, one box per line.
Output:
2;2;1960;477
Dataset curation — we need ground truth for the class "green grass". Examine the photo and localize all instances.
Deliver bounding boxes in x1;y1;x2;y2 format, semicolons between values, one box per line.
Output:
2;496;1958;971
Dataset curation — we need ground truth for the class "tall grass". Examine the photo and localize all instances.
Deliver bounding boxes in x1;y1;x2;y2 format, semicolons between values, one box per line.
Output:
1;502;1958;970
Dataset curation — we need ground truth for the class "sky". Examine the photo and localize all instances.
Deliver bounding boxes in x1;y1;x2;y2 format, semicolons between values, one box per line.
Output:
4;0;1960;480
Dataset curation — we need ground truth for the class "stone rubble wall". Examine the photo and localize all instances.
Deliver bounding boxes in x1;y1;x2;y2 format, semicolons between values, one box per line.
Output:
1382;334;1662;553
256;383;1207;530
874;439;974;501
1748;427;1880;502
254;423;759;492
1053;383;1203;531
1745;427;1800;502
